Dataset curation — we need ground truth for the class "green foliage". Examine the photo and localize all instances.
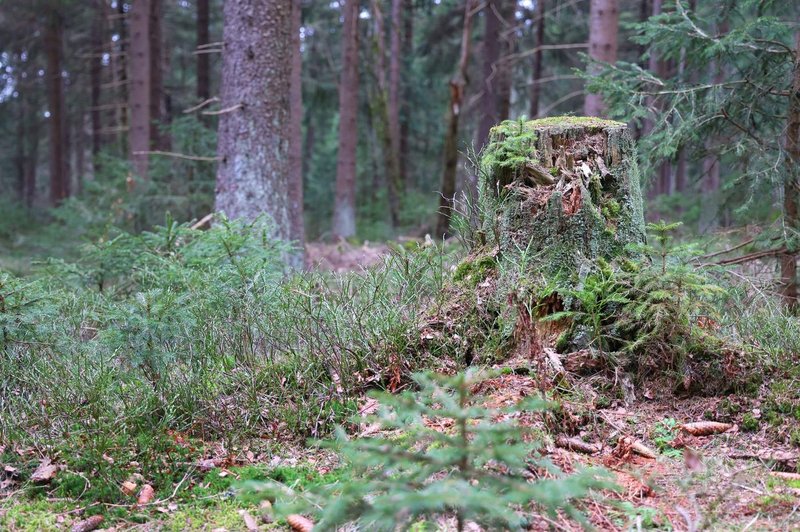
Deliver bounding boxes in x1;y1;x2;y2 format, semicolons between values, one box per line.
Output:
651;418;682;458
244;371;612;531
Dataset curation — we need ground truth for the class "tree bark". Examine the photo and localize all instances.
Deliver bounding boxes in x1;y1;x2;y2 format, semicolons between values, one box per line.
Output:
150;0;167;150
369;0;403;228
389;0;403;184
129;0;152;179
215;0;296;264
781;31;800;310
332;0;360;239
44;10;69;204
289;0;306;264
584;0;619;117
436;0;476;238
496;0;515;122
528;0;545;119
90;0;105;161
399;0;413;185
196;0;211;102
475;0;502;152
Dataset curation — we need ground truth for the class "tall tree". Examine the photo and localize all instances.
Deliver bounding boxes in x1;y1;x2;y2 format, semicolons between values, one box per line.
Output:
289;0;306;262
475;0;502;151
496;0;515;122
215;0;297;264
781;31;800;309
129;0;152;179
149;0;166;150
44;7;69;204
528;0;545;118
436;0;476;237
332;0;360;239
89;0;105;162
196;0;211;102
584;0;618;117
388;0;403;184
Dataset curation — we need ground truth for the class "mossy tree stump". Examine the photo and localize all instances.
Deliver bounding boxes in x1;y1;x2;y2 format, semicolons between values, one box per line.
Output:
480;117;646;281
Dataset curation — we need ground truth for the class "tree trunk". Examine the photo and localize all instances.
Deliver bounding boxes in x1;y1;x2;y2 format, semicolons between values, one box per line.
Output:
584;0;619;117
399;0;413;185
45;11;69;205
112;0;129;153
475;0;502;152
150;0;167;150
215;0;295;263
781;31;800;310
389;0;403;184
196;0;211;102
332;0;360;239
90;0;105;161
289;0;306;264
435;0;476;238
528;0;545;119
369;0;403;228
496;0;515;122
129;0;151;179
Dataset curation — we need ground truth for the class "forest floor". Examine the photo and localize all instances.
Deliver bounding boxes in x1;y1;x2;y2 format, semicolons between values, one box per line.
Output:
2;242;800;531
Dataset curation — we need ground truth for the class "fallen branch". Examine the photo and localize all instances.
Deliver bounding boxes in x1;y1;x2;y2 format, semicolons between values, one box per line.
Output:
715;247;787;266
183;97;220;114
190;213;215;230
133;150;219;162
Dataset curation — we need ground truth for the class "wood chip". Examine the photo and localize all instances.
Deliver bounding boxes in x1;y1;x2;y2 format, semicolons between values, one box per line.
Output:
121;480;137;495
680;421;733;436
555;435;600;454
287;514;315;532
71;515;103;532
769;471;800;481
30;458;58;483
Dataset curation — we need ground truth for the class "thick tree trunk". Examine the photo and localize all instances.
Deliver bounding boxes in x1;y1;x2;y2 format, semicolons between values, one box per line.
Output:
149;0;167;150
332;0;360;239
584;0;619;117
129;0;152;179
399;0;413;184
389;0;403;184
496;0;515;122
112;0;129;153
196;0;211;101
528;0;545;119
289;0;306;264
475;0;502;152
44;11;69;205
215;0;295;264
369;0;403;228
90;0;105;161
435;0;476;238
780;31;800;310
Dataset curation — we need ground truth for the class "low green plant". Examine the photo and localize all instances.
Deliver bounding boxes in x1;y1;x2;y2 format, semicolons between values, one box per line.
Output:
244;371;613;531
651;418;682;458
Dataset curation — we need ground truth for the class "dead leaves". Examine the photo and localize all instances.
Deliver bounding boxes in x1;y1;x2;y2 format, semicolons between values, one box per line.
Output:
136;483;155;505
30;458;59;483
680;421;734;436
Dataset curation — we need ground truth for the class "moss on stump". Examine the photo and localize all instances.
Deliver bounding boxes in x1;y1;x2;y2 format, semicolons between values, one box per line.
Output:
479;117;645;282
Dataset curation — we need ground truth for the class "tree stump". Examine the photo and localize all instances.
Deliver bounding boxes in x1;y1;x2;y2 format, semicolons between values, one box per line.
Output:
480;117;646;280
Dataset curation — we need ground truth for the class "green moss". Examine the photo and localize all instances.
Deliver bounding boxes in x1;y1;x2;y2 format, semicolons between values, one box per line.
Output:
453;255;496;286
525;116;625;128
741;412;760;431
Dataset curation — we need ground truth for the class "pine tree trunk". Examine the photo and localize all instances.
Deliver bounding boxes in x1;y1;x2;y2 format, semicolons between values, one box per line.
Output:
215;0;294;254
129;0;152;179
584;0;619;117
399;0;413;184
113;0;129;153
496;0;515;122
45;11;69;204
196;0;211;102
436;0;476;238
528;0;545;119
289;0;306;264
90;0;105;161
149;0;166;150
475;0;502;152
388;0;403;184
780;31;800;310
332;0;360;239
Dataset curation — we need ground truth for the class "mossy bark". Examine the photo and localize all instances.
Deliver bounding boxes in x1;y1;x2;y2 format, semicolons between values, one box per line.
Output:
480;117;645;281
